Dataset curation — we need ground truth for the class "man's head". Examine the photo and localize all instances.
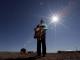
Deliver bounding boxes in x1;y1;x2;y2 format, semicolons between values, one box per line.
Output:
40;19;46;28
40;19;44;24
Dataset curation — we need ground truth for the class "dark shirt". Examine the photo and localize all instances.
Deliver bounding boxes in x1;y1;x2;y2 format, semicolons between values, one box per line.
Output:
34;23;47;39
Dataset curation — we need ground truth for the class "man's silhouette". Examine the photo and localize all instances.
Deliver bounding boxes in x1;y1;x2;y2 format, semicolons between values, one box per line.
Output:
34;19;48;57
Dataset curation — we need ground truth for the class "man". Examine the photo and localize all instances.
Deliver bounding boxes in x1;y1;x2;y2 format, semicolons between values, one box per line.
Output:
34;19;48;57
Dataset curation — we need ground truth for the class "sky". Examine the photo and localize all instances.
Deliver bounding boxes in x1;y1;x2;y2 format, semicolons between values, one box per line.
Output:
0;0;80;52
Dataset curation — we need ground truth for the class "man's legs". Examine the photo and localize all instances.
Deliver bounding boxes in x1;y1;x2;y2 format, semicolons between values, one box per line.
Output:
37;40;41;56
42;37;46;56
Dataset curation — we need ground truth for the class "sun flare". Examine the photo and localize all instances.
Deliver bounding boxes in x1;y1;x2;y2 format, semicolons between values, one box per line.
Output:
51;16;59;23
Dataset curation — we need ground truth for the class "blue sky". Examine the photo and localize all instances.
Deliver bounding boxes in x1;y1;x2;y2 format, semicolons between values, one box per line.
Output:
0;0;80;52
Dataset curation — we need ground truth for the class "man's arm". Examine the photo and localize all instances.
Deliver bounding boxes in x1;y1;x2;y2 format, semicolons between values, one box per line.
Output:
34;27;37;39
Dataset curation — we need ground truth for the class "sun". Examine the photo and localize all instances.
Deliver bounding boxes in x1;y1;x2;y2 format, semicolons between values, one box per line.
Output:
51;16;59;23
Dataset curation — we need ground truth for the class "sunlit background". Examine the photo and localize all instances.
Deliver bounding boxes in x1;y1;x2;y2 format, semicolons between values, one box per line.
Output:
0;0;80;52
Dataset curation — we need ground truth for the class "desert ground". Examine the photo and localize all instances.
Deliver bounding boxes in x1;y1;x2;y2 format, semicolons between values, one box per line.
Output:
0;51;80;60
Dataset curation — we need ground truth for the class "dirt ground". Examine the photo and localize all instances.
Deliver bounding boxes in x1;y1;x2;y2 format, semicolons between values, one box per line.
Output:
0;52;80;60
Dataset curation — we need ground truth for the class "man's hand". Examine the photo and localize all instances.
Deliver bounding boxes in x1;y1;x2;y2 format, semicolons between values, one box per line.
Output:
34;35;37;39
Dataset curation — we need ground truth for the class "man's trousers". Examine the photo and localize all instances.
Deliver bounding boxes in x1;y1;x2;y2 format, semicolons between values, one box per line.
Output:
37;37;46;56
